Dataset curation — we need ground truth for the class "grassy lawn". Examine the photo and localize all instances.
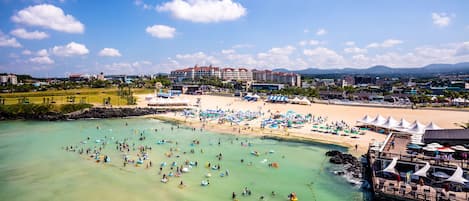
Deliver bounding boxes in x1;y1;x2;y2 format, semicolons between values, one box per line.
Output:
0;88;154;106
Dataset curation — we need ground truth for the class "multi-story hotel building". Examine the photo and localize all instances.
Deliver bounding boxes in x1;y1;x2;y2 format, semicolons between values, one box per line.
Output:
252;69;301;87
170;65;301;87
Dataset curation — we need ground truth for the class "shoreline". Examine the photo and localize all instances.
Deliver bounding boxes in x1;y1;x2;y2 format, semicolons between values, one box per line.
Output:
148;114;363;155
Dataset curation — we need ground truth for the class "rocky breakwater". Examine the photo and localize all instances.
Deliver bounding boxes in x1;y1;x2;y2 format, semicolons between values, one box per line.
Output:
326;150;363;186
66;107;165;119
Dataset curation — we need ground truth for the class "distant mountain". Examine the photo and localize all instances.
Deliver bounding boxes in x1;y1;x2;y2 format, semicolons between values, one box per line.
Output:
272;62;469;75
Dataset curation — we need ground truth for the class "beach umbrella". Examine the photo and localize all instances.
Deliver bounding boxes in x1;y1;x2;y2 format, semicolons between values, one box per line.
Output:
413;162;431;177
422;146;437;152
407;144;422;149
451;145;469;152
427;143;443;148
433;171;451;179
445;166;469;184
438;147;455;153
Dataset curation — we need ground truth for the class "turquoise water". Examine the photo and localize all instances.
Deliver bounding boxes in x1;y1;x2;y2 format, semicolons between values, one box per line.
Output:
0;118;362;201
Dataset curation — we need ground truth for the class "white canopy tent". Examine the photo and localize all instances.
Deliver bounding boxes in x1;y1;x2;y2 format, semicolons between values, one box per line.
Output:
357;115;373;124
406;121;427;135
445;166;469;184
298;97;311;105
413;162;431;177
382;157;398;174
381;116;399;129
396;118;411;130
290;97;301;104
370;114;387;127
425;122;443;130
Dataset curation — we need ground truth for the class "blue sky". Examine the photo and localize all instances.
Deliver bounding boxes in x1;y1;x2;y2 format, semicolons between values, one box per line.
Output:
0;0;469;77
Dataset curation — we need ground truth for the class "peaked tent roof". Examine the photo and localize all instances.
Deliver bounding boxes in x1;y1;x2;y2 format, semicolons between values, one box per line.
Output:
413;162;431;177
382;157;398;174
358;115;373;124
407;121;427;135
425;122;443;130
381;116;399;129
396;118;411;129
370;114;387;126
445;166;469;184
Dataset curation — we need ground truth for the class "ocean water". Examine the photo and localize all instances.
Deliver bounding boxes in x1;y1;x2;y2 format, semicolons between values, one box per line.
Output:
0;118;362;201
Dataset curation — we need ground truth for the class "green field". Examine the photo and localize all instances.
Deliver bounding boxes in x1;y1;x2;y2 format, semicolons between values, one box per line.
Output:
0;88;153;106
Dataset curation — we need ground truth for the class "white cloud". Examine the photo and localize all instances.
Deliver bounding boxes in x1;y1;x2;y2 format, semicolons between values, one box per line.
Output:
11;4;84;33
455;42;469;56
99;48;122;57
157;0;246;23
303;29;309;33
221;49;235;54
303;47;344;67
52;42;89;56
22;49;32;55
267;45;296;55
10;28;49;40
432;12;451;27
134;0;154;10
316;28;327;36
345;41;355;46
37;49;48;56
344;47;367;54
146;25;176;39
232;43;253;49
30;56;54;64
175;52;220;65
0;31;21;48
367;39;403;48
299;40;322;46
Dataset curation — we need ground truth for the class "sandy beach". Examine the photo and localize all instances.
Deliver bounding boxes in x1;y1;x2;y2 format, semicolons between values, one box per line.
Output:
137;94;469;155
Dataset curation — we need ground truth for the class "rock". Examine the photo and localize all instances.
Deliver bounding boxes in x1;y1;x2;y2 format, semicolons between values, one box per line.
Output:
326;150;363;181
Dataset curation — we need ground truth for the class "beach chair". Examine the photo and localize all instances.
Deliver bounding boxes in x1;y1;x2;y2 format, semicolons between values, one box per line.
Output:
410;185;418;198
448;193;456;201
399;185;407;196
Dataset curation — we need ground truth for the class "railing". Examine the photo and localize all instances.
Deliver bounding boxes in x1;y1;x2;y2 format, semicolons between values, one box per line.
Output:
378;151;469;170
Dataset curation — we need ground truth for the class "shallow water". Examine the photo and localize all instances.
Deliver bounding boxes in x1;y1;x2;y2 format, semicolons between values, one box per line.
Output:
0;118;362;201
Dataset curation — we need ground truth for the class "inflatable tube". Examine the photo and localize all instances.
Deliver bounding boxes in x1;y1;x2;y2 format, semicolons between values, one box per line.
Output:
272;162;279;168
220;173;225;177
156;140;165;145
182;167;189;173
211;166;218;170
160;162;167;167
205;173;211;178
171;162;177;167
161;178;168;183
137;160;144;165
251;151;260;156
200;180;209;186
